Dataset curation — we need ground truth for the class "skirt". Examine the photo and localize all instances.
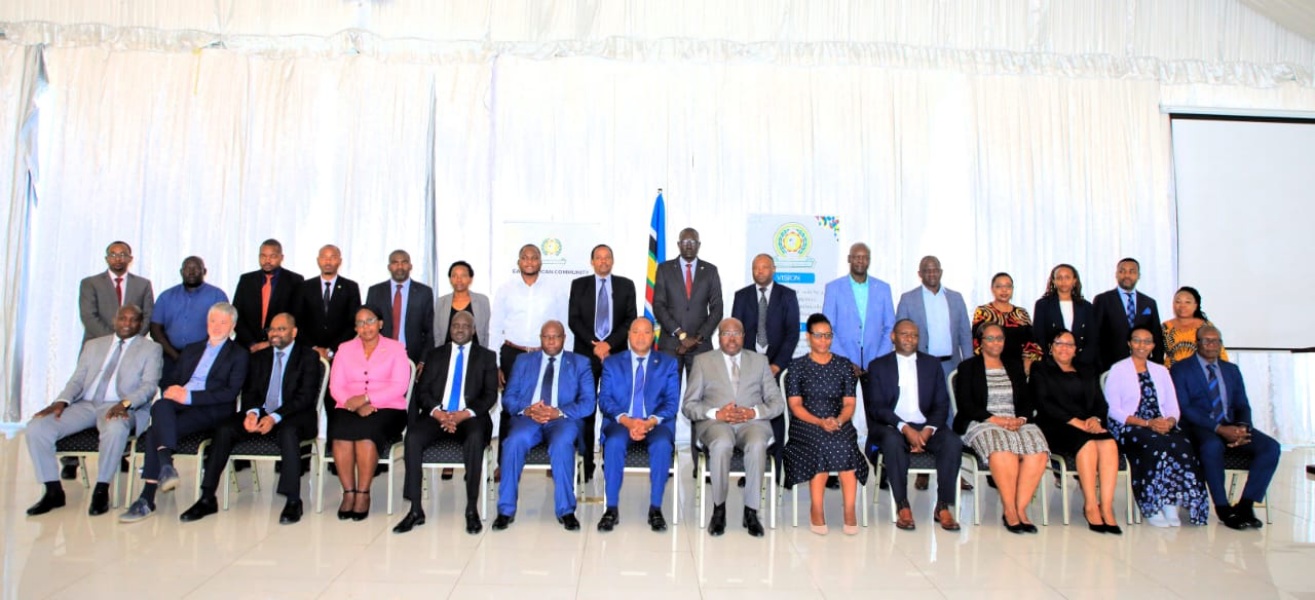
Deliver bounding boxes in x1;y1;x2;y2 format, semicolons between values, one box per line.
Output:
329;407;407;453
963;421;1050;458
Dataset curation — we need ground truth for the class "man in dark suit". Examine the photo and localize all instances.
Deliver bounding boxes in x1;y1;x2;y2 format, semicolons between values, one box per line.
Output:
567;243;637;481
365;249;435;365
79;240;155;342
120;302;248;523
865;319;962;531
232;239;305;353
730;253;800;479
595;318;680;533
492;321;596;532
1170;325;1279;530
393;312;499;535
179;313;322;525
1092;258;1165;370
296;244;361;361
653;227;723;374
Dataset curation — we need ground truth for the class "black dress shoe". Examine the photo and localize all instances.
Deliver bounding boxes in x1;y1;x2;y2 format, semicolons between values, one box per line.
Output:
60;463;79;481
279;500;304;525
1102;523;1123;535
88;488;111;516
26;491;66;516
233;459;251;472
1238;505;1263;529
1020;522;1039;534
466;510;483;535
708;504;726;536
180;496;219;522
648;507;668;532
392;511;425;534
743;508;765;537
1085;517;1106;533
1002;515;1027;534
737;477;746;488
492;514;515;531
558;513;581;531
1217;505;1249;530
826;475;841;490
597;508;619;532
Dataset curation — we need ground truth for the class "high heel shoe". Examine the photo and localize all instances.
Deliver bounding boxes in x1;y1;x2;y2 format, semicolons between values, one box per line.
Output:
1002;515;1027;534
337;490;356;521
1102;519;1123;535
351;490;370;521
1085;516;1106;533
842;522;859;535
809;523;829;535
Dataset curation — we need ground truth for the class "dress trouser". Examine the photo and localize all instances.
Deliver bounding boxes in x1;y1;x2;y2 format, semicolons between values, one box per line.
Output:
497;416;580;518
200;412;317;499
141;401;228;480
601;421;674;509
496;344;528;463
403;414;491;512
696;419;772;510
27;401;134;484
1186;423;1280;505
870;423;963;506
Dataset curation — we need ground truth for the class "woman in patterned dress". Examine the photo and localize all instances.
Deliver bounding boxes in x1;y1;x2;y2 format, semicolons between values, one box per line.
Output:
972;272;1044;374
783;314;869;535
1162;286;1228;368
954;323;1050;533
1105;326;1210;527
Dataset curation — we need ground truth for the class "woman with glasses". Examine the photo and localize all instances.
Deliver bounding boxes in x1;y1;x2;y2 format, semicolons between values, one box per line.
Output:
1162;286;1228;368
954;323;1049;533
972;272;1043;374
328;305;412;520
783;313;868;535
1105;327;1209;527
1032;329;1122;533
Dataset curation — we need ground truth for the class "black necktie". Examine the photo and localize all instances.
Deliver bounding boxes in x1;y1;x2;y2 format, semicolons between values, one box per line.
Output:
322;281;332;314
540;356;556;406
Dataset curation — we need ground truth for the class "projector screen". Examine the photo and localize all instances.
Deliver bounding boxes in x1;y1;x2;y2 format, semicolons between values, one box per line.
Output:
1171;115;1315;350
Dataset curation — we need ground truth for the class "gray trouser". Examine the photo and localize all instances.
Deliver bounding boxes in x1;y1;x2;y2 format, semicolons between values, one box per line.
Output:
26;401;134;485
697;419;773;510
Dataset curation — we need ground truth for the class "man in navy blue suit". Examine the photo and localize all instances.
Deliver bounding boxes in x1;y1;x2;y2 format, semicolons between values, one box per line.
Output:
492;321;596;531
1170;325;1278;530
595;318;680;533
1092;258;1165;370
865;320;962;531
731;253;800;479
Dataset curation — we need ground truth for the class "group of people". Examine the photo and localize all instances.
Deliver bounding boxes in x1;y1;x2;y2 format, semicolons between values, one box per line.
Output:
22;235;1278;538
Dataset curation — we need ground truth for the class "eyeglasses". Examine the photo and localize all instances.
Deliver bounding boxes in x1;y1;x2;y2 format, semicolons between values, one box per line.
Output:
676;240;700;247
354;318;379;326
809;332;833;339
719;331;744;338
981;336;1005;343
106;253;131;259
540;334;565;340
1199;338;1224;346
1129;338;1155;346
1051;341;1076;348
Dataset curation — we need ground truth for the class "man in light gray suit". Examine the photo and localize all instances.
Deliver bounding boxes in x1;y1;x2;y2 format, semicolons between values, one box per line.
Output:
26;305;162;517
894;256;973;379
79;241;155;342
682;318;785;537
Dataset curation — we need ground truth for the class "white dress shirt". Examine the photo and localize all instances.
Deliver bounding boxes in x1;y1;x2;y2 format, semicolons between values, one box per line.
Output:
894;352;933;432
704;351;763;420
490;276;567;357
432;341;477;418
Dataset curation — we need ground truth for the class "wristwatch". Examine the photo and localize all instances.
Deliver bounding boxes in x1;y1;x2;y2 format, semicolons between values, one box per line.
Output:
677;330;687;341
119;399;131;409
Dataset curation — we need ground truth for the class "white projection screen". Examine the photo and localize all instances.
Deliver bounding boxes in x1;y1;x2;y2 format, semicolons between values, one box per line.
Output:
1171;115;1315;350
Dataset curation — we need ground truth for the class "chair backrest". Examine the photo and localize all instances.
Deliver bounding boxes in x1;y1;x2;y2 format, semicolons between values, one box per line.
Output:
315;357;332;437
404;359;418;400
946;368;958;409
779;368;790;445
1099;370;1109;393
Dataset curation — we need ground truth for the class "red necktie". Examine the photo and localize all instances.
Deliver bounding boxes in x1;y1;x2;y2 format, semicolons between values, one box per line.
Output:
684;263;692;299
392;284;403;339
114;276;124;306
260;274;273;326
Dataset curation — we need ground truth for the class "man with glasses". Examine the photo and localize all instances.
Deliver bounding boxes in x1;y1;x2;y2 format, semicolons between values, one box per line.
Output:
1170;325;1279;530
653;228;723;374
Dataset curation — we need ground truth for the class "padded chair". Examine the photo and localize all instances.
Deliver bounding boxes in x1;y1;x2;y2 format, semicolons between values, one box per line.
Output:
519;439;586;500
418;437;494;520
126;430;215;501
1223;446;1273;524
871;450;957;524
220;357;330;510
948;369;1048;526
1048;451;1135;525
600;436;680;525
694;442;777;529
315;359;416;515
55;428;133;509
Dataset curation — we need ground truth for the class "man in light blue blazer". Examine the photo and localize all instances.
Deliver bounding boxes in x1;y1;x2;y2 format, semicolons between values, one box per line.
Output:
596;317;680;533
894;256;974;379
493;320;597;532
822;243;895;376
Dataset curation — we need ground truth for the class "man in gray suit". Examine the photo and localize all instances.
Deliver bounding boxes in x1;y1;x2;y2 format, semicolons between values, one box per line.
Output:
682;318;785;537
894;256;973;379
653;228;723;374
26;305;162;516
79;241;155;342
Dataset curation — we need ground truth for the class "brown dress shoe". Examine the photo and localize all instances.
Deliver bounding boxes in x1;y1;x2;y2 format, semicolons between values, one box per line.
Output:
895;507;916;531
959;478;974;491
935;504;961;531
914;474;929;491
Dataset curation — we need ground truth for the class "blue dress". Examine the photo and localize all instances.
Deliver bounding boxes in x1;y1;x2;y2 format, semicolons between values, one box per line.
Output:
1108;371;1210;524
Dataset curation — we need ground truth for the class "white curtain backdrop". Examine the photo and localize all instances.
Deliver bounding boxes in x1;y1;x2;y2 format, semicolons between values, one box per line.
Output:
1;1;1313;443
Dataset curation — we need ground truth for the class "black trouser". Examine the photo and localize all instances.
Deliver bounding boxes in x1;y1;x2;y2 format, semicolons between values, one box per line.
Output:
497;344;528;463
201;413;316;500
404;414;491;513
869;423;963;506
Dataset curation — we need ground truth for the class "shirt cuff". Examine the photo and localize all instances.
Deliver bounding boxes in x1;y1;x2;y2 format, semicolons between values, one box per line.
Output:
467;409;477;418
898;421;908;432
705;408;718;420
55;399;70;406
651;416;663;424
753;406;762;419
184;391;193;405
271;413;283;424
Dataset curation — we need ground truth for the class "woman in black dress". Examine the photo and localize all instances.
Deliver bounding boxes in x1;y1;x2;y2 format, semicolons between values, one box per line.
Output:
1031;329;1122;533
784;314;869;535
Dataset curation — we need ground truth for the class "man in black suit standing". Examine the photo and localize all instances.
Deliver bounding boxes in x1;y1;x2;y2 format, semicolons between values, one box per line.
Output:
179;313;322;524
366;249;435;365
1092;258;1164;370
730;253;800;477
653;227;723;374
393;312;499;535
567;244;638;481
296;244;361;361
233;239;305;354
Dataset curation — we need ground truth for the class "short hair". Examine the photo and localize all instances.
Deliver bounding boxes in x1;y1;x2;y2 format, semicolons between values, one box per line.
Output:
974;321;1003;341
1175;286;1208;320
518;244;540;257
1197;324;1222;340
106;241;132;255
1047;328;1073;347
1117;257;1140;268
209;302;238;323
894;317;917;330
359;304;385;321
448;260;474;278
805;313;830;332
1126;326;1155;342
591;244;612;260
991;272;1012;286
1043;263;1084;301
389;249;411;261
118;304;143;319
260;239;283;253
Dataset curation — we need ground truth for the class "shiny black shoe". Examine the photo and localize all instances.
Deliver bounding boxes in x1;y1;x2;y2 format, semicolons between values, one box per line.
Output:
492;514;515;531
337;490;356;521
88;488;111;516
1085;517;1105;533
1002;515;1027;534
708;504;726;536
350;491;370;521
465;509;483;535
179;496;219;522
26;491;66;516
1020;522;1039;534
1102;522;1123;535
1238;504;1264;529
826;475;840;490
279;500;304;525
743;507;765;537
392;511;425;534
648;507;668;532
558;513;581;531
597;508;619;532
60;461;79;481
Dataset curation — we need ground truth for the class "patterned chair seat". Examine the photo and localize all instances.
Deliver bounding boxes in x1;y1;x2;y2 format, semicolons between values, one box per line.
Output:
420;438;466;464
323;435;401;460
1222;446;1255;470
55;428;103;453
231;435;314;457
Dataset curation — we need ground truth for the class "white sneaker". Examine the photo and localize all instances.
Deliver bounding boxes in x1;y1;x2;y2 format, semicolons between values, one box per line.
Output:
1146;509;1171;528
1165;505;1182;527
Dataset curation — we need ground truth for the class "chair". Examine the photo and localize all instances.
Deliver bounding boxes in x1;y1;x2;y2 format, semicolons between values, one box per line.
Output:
948;369;1048;526
126;430;215;500
315;359;415;515
1048;452;1135;525
1223;446;1273;524
600;436;680;525
694;442;777;529
778;369;868;527
871;450;957;524
520;439;586;500
54;427;133;509
220;358;330;510
418;437;494;520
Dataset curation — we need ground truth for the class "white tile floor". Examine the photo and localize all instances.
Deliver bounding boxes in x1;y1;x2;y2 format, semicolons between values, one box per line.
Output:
3;435;1315;599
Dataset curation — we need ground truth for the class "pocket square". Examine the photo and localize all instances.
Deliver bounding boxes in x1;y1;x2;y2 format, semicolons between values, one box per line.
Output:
1140;307;1152;316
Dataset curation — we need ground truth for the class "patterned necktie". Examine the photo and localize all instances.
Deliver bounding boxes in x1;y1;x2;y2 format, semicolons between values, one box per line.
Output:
595;278;610;340
756;287;769;348
392;284;403;339
684;263;693;299
93;340;125;402
260;273;273;325
1124;292;1136;328
447;345;465;412
630;357;647;418
730;356;740;395
1207;363;1225;423
322;281;332;314
114;276;124;306
264;350;285;414
540;356;556;407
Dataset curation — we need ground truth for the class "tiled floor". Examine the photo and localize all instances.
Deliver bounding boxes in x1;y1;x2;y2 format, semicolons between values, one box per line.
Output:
2;434;1314;599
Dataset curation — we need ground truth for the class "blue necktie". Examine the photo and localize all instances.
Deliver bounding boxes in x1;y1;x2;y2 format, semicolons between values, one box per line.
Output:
595;278;610;340
1207;363;1225;423
540;356;556;407
1124;292;1136;328
263;349;284;414
630;357;647;419
447;345;465;412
